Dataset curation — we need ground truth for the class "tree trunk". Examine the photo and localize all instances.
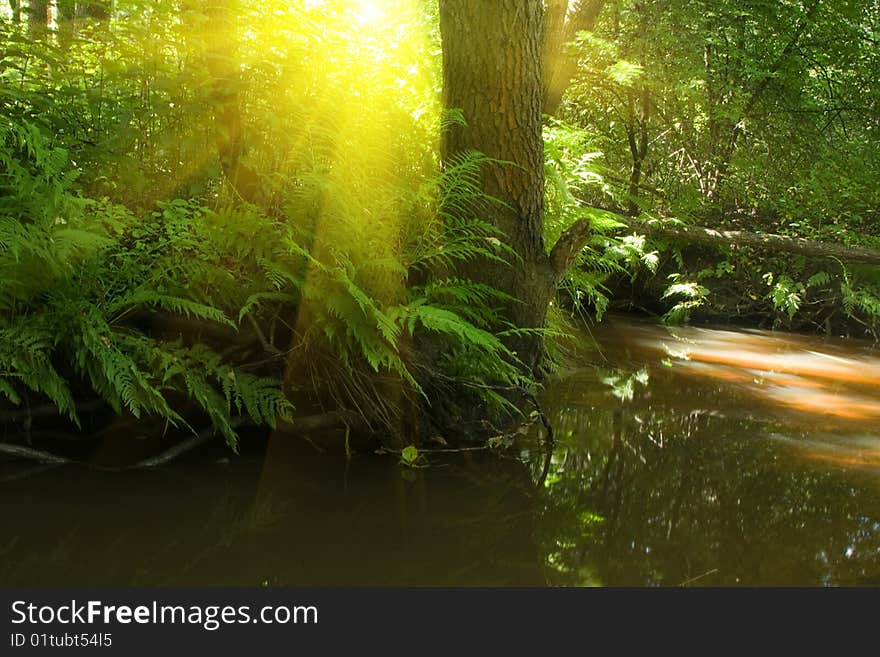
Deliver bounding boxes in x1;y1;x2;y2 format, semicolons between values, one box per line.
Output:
542;0;608;115
75;0;111;20
202;0;258;202
439;0;597;370
28;0;48;37
440;0;554;368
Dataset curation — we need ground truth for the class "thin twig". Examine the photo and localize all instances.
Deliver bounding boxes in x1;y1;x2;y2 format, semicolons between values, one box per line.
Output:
417;446;490;454
246;314;283;355
379;445;491;456
535;444;554;490
128;430;222;469
524;392;555;447
679;568;719;587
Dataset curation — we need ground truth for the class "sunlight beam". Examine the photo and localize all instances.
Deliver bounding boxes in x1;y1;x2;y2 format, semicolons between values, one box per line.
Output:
354;0;386;27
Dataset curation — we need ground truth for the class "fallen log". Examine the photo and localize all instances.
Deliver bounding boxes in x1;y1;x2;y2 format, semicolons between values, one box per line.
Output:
626;216;880;266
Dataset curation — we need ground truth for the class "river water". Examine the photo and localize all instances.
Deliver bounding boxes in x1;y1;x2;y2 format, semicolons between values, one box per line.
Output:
2;316;879;586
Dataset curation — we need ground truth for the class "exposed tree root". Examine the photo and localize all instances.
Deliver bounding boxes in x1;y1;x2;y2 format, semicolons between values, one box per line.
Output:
535;444;555;490
524;392;554;447
0;443;73;465
0;410;367;470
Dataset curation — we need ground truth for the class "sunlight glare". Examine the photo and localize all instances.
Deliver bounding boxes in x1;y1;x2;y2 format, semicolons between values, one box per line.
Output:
354;0;386;27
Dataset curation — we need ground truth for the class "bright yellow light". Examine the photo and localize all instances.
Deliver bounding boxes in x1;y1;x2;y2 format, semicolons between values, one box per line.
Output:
354;0;386;26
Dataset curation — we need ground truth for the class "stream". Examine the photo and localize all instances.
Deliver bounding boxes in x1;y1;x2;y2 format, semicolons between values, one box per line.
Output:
2;316;879;586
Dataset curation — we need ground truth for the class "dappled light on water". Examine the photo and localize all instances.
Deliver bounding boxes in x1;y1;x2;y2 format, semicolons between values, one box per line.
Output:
769;434;880;470
614;319;880;430
585;318;880;475
534;318;880;585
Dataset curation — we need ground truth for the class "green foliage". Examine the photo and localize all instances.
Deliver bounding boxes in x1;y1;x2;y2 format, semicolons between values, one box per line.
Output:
752;262;880;336
764;273;803;320
0;119;293;447
839;267;880;338
543;119;657;320
563;0;880;225
0;104;539;443
400;445;420;466
4;0;879;462
1;0;552;446
841;284;880;328
661;276;710;324
554;0;880;335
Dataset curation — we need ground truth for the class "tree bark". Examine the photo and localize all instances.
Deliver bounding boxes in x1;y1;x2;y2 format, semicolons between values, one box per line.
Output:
440;0;554;367
440;0;596;369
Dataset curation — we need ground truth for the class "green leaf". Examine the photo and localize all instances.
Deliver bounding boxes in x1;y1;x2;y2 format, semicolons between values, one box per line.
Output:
401;445;419;465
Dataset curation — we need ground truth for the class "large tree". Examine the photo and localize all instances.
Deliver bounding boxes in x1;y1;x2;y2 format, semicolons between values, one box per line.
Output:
542;0;608;114
439;0;594;370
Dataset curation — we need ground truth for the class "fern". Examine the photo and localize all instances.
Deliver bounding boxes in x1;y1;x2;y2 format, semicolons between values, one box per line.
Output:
0;60;551;447
0;121;296;446
661;276;710;324
841;279;880;325
543;118;658;320
107;290;236;328
405;305;509;355
406;151;516;272
806;271;833;289
0;5;551;450
0;321;77;423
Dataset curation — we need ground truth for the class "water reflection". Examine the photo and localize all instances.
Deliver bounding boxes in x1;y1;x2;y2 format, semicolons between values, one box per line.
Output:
535;317;880;586
1;317;879;586
632;320;880;426
0;438;543;586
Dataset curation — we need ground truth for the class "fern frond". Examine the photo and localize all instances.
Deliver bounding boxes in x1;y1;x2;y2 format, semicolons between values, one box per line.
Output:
0;322;78;424
107;290;235;328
